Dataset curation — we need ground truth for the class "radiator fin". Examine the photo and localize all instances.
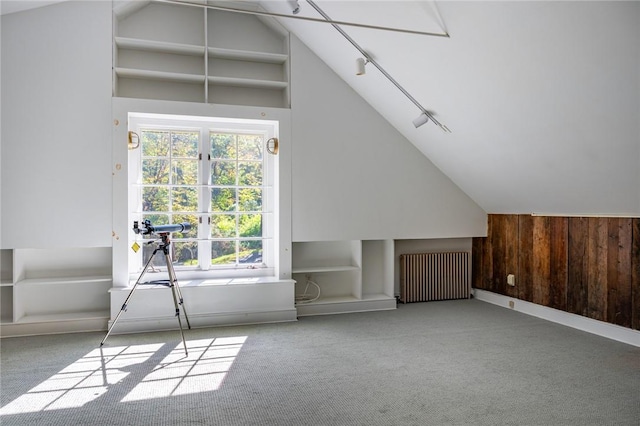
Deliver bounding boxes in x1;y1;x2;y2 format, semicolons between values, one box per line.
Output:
399;252;470;303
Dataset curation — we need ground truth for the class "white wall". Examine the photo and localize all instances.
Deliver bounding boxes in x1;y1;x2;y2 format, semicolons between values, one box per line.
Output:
1;2;486;252
1;1;112;249
0;1;488;334
0;7;3;250
290;36;486;242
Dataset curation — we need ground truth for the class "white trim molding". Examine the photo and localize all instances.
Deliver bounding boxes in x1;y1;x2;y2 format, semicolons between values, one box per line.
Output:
473;289;640;347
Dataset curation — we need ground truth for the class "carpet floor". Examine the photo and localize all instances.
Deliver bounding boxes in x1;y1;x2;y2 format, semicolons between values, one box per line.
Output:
1;299;639;425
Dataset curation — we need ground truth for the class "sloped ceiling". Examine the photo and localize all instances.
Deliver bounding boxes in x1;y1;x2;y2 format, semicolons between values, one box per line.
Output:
260;0;639;216
4;0;638;215
0;0;67;15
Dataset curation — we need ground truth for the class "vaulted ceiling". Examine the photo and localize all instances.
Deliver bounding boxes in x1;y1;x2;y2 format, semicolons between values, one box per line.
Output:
261;0;640;216
3;0;639;215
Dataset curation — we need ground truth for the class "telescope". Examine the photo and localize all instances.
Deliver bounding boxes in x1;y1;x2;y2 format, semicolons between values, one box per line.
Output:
104;218;193;355
133;219;191;235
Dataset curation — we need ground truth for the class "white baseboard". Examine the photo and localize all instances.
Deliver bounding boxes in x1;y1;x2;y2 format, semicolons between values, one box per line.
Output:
105;309;298;335
1;317;109;338
473;289;640;347
295;297;397;317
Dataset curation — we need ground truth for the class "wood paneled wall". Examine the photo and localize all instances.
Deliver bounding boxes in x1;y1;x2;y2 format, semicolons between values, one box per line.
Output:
472;214;640;330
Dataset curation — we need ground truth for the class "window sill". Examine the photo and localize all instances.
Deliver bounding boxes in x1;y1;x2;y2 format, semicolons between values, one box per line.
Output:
117;275;293;290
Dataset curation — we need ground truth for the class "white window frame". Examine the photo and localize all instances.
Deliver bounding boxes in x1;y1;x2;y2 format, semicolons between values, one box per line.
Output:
128;112;277;282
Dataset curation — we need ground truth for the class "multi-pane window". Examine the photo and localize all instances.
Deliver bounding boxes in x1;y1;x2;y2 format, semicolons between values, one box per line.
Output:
129;114;276;279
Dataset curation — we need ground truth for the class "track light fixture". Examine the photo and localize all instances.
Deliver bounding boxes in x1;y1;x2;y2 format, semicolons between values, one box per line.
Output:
412;112;430;128
356;57;368;76
287;0;300;15
306;0;451;132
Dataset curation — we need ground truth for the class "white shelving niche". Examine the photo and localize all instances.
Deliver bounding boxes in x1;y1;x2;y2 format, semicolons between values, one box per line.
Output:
113;2;290;107
1;249;14;324
292;240;396;316
1;247;112;337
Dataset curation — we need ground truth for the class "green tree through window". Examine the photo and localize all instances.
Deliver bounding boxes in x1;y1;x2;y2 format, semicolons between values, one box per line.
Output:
210;133;264;265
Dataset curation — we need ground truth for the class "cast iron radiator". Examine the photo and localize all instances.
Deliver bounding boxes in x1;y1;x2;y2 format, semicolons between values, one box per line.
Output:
399;252;470;303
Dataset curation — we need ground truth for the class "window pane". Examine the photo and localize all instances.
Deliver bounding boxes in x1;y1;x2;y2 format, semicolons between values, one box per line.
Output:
211;214;236;238
171;131;199;158
173;241;198;267
238;188;262;212
172;159;198;185
238;162;262;186
239;240;262;264
142;130;170;157
239;214;262;238
211;241;235;265
211;133;236;159
237;134;262;160
211;161;236;185
211;188;236;212
142;159;169;184
143;187;169;212
143;214;169;226
171;187;198;212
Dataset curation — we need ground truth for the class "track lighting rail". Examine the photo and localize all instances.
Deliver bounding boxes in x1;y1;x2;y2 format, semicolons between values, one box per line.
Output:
155;0;449;38
306;0;450;132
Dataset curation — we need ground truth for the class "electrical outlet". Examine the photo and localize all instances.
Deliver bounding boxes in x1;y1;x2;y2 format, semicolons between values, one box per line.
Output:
507;274;515;286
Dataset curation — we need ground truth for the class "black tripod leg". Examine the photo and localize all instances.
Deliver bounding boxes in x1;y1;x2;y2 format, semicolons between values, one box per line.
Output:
100;247;158;347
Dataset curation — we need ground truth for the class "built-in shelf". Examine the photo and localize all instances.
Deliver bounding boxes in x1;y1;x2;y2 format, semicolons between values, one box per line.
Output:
114;3;290;107
115;36;205;56
115;68;205;84
292;240;396;315
208;46;288;64
0;247;113;336
15;275;112;287
361;293;395;301
292;265;360;274
296;295;360;305
208;75;288;90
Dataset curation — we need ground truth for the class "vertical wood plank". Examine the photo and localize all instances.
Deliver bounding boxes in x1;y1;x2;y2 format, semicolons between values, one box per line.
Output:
483;215;494;292
618;218;633;327
607;218;620;323
632;218;640;330
472;237;485;290
504;215;519;298
518;214;534;302
567;217;589;316
587;217;608;321
492;214;506;295
606;218;632;327
532;216;551;306
549;217;568;310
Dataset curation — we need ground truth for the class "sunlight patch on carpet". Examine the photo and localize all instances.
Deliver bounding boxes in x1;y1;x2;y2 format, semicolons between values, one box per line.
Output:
121;336;246;401
0;337;246;415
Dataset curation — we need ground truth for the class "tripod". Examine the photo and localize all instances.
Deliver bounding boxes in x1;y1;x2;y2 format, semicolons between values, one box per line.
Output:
100;232;191;355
